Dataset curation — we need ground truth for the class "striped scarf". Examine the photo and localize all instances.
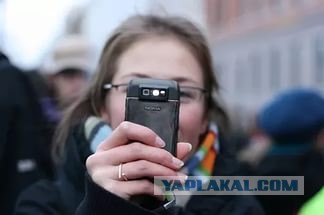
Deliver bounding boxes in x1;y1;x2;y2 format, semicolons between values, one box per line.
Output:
182;123;219;180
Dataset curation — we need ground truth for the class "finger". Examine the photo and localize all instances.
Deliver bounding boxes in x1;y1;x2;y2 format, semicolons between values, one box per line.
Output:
97;121;165;152
119;160;187;180
91;142;184;169
88;161;186;189
87;161;173;182
176;142;192;159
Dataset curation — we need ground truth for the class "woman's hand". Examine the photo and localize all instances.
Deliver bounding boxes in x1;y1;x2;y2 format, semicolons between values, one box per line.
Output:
86;121;192;200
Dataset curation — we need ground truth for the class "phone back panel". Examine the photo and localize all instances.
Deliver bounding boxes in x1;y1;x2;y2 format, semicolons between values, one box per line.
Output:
125;98;179;155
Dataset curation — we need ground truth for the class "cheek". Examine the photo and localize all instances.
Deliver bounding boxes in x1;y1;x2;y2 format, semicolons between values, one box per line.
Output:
105;93;125;129
53;78;63;89
54;79;69;96
178;103;206;148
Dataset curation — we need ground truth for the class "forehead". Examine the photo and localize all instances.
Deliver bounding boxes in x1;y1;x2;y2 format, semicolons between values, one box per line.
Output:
113;37;203;85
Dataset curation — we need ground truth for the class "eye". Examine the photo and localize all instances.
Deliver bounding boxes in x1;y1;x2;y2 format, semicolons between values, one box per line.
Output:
179;90;195;104
180;90;194;98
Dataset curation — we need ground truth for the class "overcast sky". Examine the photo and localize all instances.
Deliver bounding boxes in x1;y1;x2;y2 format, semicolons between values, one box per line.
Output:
1;0;150;70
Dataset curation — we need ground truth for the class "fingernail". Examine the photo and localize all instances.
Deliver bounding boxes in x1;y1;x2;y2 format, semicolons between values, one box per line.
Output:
187;143;192;152
155;136;166;147
172;157;184;167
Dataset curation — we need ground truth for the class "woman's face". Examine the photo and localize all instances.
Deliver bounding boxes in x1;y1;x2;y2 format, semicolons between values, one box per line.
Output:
101;37;208;156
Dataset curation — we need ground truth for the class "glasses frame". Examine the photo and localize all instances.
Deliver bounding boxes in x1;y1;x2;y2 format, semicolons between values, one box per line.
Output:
104;83;206;92
103;83;207;103
103;83;129;90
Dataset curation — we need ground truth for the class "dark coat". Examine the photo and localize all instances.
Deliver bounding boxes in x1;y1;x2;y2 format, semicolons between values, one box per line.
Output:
16;121;264;215
0;53;53;214
253;152;324;215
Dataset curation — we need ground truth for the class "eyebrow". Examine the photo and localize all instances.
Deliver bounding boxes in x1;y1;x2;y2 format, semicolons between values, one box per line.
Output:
121;73;199;85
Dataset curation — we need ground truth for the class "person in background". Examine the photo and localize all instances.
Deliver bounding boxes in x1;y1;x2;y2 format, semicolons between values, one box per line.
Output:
237;116;272;174
0;51;53;215
38;34;92;123
254;88;324;215
15;15;264;215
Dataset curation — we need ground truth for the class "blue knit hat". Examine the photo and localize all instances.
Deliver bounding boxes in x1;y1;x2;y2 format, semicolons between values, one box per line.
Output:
258;88;324;143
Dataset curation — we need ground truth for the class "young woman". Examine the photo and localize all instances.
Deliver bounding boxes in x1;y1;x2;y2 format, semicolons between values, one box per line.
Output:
16;15;264;215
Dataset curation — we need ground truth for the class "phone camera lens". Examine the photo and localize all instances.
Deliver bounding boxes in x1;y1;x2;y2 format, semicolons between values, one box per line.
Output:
143;89;150;96
152;90;159;96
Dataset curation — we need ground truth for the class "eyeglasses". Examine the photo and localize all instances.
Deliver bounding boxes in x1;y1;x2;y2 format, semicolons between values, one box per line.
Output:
103;83;207;104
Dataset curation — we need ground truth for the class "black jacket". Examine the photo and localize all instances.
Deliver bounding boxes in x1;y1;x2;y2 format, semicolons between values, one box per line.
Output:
16;123;264;215
253;152;324;215
0;53;53;215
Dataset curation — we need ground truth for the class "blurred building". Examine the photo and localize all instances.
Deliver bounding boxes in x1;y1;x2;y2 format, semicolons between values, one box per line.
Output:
204;0;324;115
147;0;206;30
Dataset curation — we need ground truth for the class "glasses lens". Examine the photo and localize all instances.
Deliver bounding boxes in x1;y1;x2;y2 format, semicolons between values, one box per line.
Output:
180;87;201;104
115;84;128;93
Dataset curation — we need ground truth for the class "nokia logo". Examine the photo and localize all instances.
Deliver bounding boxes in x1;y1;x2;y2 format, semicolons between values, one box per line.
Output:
144;105;161;111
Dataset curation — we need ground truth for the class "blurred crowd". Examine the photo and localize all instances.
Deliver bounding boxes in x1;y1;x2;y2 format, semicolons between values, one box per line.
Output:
237;88;324;214
0;32;92;214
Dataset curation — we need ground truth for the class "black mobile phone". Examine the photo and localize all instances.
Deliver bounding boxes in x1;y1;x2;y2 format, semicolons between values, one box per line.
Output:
125;78;180;155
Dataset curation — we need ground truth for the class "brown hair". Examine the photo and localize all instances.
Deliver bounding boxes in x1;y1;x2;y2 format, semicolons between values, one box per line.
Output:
53;14;229;161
